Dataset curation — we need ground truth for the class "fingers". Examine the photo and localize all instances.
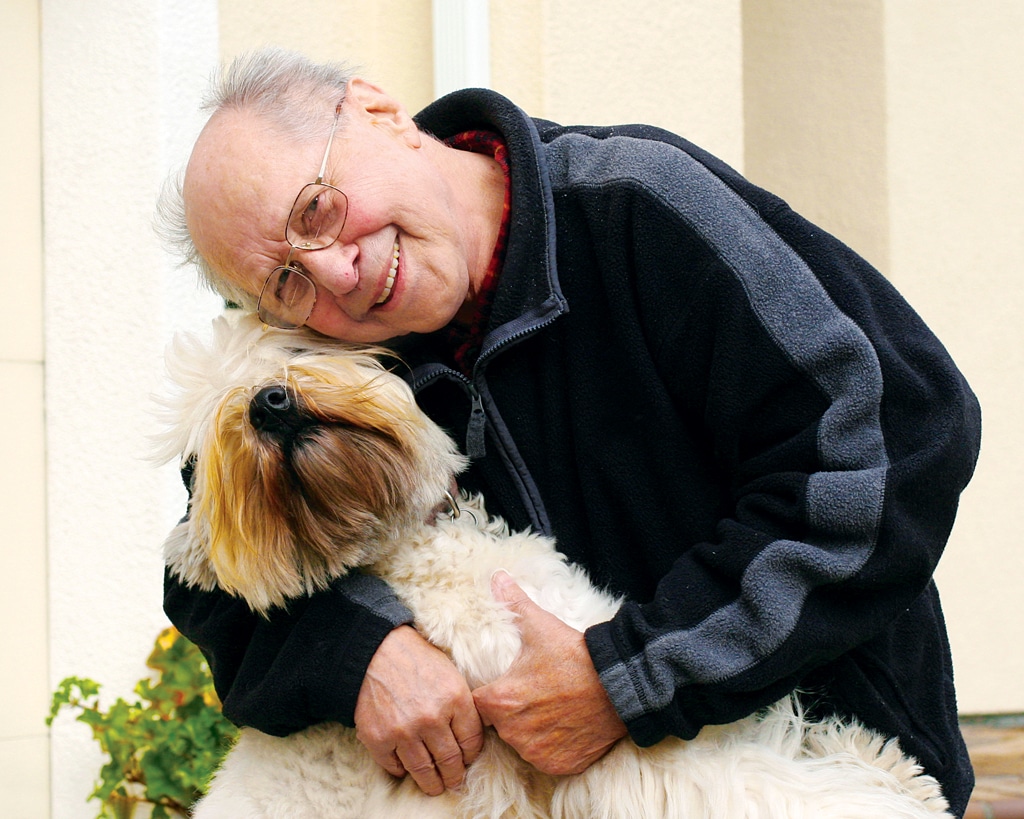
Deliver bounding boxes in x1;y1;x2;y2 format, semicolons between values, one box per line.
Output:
425;729;473;791
451;703;486;766
373;746;407;780
355;625;484;795
377;717;481;795
398;739;447;796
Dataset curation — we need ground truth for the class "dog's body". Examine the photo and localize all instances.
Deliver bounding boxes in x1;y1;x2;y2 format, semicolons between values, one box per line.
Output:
157;314;952;819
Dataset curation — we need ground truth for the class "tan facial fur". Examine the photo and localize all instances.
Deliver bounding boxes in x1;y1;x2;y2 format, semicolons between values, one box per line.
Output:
156;314;465;614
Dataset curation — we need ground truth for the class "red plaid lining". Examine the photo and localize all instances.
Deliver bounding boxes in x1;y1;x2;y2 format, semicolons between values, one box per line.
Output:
442;130;511;375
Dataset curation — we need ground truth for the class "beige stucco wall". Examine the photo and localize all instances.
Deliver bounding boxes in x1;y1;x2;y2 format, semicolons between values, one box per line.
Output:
491;0;744;169
884;1;1024;714
743;0;889;271
217;0;745;167
219;0;436;115
0;1;49;816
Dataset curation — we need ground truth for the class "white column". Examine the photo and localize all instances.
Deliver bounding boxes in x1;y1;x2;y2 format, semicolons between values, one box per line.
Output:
0;0;47;814
433;0;491;98
41;0;222;815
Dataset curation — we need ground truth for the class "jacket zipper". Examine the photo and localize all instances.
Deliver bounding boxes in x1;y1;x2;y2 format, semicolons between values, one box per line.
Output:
406;298;566;532
466;386;487;460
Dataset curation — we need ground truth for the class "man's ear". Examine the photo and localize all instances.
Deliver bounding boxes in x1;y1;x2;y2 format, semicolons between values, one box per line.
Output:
344;78;422;148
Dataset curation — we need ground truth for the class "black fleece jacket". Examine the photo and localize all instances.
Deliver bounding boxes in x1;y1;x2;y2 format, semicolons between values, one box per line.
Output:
165;88;981;815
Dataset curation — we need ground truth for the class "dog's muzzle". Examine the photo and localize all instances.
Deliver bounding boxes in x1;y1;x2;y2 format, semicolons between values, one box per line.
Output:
249;385;313;441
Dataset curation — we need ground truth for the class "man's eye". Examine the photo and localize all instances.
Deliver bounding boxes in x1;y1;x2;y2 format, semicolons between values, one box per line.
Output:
274;269;305;304
302;195;323;234
288;185;345;248
274;268;291;298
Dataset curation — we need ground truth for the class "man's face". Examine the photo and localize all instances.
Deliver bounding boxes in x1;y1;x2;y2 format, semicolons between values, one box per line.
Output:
183;82;479;343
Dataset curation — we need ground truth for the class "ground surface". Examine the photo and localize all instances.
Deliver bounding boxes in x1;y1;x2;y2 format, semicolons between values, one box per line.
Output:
962;717;1024;814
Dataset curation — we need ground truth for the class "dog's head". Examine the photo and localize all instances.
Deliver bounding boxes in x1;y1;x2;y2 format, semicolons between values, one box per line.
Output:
155;314;466;614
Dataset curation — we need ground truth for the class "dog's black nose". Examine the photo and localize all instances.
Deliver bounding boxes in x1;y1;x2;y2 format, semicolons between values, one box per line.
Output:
249;385;307;438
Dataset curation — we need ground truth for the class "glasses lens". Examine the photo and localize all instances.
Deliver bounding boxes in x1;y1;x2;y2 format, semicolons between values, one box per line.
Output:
286;183;348;250
258;266;316;329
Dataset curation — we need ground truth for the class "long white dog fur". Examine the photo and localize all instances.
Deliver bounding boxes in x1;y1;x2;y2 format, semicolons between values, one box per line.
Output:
156;314;952;819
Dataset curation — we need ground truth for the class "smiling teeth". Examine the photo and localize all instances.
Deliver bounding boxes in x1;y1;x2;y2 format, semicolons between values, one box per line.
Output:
376;242;399;305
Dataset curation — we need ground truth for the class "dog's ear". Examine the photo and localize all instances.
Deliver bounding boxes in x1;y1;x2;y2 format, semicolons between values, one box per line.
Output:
162;519;219;592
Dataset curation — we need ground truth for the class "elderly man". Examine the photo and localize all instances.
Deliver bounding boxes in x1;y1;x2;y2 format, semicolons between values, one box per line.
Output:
164;47;981;816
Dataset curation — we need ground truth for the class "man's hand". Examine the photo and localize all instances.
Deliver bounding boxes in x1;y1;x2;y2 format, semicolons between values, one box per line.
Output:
472;571;628;775
354;625;484;795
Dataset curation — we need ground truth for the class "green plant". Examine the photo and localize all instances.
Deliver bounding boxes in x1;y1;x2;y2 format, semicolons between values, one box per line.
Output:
48;627;239;819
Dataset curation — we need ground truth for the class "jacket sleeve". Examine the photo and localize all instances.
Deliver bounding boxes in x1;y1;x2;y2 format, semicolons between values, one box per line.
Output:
581;147;982;747
164;566;413;735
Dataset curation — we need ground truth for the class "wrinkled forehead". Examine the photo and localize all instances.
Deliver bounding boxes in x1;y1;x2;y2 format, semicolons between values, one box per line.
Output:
183;109;318;280
185;109;295;208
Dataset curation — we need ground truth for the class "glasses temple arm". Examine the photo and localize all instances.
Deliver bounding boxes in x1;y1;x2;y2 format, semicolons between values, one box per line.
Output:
314;102;344;185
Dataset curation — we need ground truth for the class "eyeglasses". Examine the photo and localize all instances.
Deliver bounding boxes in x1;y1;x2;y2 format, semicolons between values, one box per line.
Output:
257;102;348;329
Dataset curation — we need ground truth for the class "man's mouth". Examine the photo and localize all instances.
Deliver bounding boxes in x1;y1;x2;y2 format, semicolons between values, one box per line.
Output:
376;241;399;305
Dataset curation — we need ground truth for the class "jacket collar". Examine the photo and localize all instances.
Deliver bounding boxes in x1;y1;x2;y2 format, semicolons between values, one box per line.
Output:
412;89;568;366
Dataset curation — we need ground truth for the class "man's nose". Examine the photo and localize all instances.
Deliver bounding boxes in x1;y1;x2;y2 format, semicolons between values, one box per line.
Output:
300;240;360;296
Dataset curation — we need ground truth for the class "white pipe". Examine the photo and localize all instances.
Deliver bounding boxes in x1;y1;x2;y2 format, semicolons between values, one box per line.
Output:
433;0;491;99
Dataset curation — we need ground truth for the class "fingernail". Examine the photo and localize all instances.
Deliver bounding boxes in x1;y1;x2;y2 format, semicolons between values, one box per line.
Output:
490;569;511;590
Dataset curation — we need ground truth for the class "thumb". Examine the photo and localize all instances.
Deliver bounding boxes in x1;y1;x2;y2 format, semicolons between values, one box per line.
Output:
491;570;554;637
490;570;535;613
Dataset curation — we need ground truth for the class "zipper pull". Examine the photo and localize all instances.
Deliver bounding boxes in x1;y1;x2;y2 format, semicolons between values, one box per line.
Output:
466;388;487;459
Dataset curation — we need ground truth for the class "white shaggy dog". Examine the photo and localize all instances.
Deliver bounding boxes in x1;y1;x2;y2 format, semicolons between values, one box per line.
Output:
156;314;952;819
